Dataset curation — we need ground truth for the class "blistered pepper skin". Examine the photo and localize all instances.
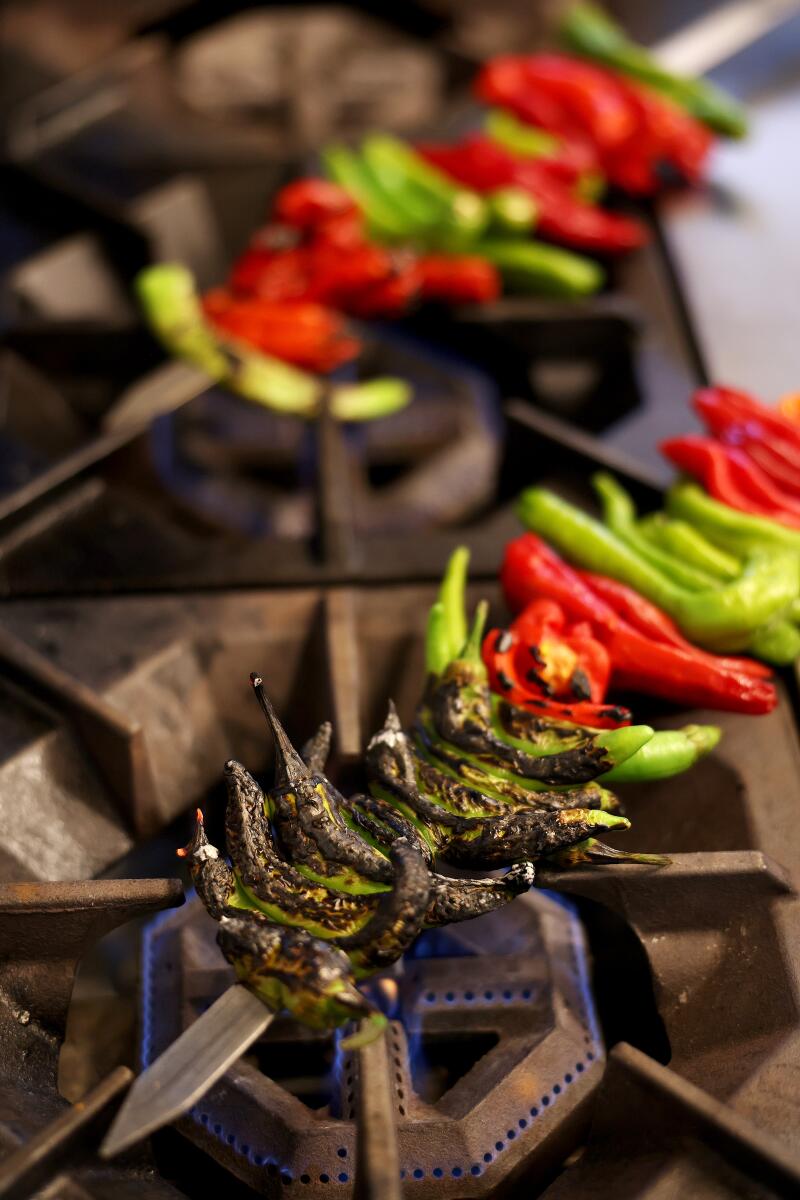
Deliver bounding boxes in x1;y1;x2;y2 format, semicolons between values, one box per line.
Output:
224;759;378;939
252;677;393;894
217;912;379;1036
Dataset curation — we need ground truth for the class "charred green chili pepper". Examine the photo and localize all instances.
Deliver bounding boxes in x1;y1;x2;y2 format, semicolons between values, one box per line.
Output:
300;720;333;774
217;913;386;1048
177;808;237;919
224;758;379;938
334;838;431;975
177;817;385;1047
517;485;800;652
251;675;393;894
545;838;670;868
366;706;628;868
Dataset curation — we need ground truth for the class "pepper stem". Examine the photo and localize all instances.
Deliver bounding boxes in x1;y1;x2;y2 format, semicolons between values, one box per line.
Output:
250;674;309;789
461;600;489;663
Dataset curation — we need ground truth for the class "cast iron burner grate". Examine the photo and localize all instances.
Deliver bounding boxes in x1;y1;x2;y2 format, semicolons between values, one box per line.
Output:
141;891;602;1197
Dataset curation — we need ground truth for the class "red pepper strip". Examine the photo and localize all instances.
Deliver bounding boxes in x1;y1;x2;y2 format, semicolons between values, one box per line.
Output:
202;292;360;372
508;597;612;700
743;442;800;498
500;534;777;714
475;57;602;173
515;54;638;154
580;570;772;680
416;255;500;304
482;627;630;729
693;386;800;452
272;179;356;229
661;436;800;528
417;136;646;254
601;77;713;194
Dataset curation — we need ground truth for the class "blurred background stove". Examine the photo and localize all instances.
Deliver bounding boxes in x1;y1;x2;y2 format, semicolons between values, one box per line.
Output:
1;2;800;1199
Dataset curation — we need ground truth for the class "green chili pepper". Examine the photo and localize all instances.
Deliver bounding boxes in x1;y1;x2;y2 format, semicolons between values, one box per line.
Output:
667;481;800;557
429;545;470;671
746;617;800;664
546;838;671;867
600;724;720;783
638;513;741;582
474;237;603;297
322;144;417;242
486;187;538;236
356;136;489;251
518;485;800;651
136;264;410;422
560;3;748;138
593;472;718;591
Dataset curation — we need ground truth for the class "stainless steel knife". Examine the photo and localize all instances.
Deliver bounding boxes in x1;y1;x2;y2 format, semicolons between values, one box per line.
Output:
100;984;273;1160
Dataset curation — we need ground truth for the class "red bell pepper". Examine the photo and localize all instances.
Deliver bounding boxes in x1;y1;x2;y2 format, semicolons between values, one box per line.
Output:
661;435;800;528
500;534;777;714
417;135;646;254
510;54;638;154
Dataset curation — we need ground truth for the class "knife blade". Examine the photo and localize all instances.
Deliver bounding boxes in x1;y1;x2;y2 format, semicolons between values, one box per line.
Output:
100;984;273;1159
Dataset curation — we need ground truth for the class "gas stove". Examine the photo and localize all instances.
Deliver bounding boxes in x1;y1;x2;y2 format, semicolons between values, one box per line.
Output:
2;3;800;1199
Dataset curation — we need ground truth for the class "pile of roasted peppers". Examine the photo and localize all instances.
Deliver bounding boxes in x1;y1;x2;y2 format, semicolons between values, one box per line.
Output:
185;537;706;1042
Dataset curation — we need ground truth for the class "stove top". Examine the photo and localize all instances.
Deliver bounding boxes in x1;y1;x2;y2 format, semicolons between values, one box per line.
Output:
2;3;800;1199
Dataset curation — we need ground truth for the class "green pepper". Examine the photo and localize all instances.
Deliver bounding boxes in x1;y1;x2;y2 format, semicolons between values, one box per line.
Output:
637;513;741;582
600;724;720;783
517;485;800;651
545;838;670;867
485;108;561;158
322;144;416;243
594;472;719;591
355;135;489;251
486;187;538;236
560;3;748;138
136;264;410;422
474;238;603;297
426;545;470;673
667;481;800;557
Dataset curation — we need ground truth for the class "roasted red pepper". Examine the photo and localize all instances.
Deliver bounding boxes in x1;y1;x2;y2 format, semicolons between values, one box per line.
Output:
202;290;360;372
482;612;631;730
661;435;800;528
416;254;500;304
272;179;356;229
417;135;646;254
501;534;777;714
